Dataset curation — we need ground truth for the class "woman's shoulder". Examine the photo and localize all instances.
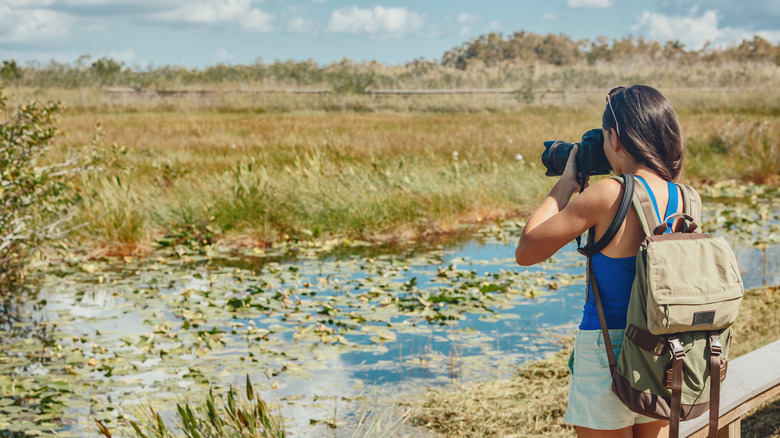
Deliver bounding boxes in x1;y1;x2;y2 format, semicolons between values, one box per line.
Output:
578;177;624;208
563;177;625;226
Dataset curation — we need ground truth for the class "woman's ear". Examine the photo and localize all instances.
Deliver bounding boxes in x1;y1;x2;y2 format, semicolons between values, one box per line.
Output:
609;128;625;156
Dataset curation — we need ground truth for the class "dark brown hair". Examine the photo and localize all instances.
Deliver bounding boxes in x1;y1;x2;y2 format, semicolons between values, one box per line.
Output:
602;85;684;181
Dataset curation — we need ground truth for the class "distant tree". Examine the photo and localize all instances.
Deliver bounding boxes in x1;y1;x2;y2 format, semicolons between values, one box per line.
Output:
534;33;581;65
90;57;124;85
0;60;22;83
327;60;375;94
663;40;686;60
727;36;780;64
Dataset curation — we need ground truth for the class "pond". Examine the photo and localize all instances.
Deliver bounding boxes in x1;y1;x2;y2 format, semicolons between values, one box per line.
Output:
2;186;779;437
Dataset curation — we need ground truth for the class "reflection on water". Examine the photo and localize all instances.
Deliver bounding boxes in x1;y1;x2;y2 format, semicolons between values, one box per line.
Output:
735;244;780;289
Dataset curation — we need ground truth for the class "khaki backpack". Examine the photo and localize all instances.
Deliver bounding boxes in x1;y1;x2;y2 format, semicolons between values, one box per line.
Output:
579;174;744;438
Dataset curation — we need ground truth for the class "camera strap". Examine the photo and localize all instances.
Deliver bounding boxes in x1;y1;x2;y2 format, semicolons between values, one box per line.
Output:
577;174;635;258
574;174;590;248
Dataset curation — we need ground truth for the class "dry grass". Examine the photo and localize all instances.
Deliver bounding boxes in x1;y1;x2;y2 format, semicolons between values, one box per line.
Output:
408;286;780;437
409;344;574;437
6;77;779;254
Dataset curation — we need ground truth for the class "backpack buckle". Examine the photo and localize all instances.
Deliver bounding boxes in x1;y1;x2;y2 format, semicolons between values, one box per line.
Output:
668;336;685;360
708;332;722;356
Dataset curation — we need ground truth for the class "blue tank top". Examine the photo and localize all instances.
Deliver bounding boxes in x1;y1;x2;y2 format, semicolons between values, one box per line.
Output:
579;176;679;330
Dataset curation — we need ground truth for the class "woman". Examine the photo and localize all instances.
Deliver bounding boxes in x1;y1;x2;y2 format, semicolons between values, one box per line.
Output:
515;85;686;437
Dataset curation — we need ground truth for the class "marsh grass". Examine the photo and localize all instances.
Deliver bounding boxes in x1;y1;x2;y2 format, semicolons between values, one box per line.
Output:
10;67;779;253
52;110;569;253
686;119;780;184
112;376;286;438
56;101;777;254
408;286;780;437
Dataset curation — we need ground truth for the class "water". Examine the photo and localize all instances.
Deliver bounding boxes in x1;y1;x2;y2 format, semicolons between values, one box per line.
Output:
5;193;779;436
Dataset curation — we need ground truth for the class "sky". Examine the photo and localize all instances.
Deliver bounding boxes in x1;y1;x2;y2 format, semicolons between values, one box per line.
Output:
1;0;780;68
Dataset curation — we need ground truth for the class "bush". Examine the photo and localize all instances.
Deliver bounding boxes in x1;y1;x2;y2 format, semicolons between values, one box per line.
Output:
0;88;91;296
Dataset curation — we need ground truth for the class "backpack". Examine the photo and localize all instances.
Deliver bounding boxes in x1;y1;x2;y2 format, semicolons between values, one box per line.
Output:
578;174;744;438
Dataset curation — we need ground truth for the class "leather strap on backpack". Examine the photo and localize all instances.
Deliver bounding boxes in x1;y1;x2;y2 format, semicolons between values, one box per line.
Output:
668;336;686;438
708;332;723;438
587;259;617;373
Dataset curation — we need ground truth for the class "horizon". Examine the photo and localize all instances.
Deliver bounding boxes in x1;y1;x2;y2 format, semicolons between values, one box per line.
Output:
1;1;779;68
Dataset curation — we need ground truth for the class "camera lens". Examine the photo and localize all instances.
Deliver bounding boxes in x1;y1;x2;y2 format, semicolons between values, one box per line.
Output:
542;140;576;176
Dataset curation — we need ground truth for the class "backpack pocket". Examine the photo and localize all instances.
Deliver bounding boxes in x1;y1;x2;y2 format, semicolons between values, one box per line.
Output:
643;235;743;335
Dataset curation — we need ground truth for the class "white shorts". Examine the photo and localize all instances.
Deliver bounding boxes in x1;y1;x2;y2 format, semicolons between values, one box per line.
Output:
563;329;658;430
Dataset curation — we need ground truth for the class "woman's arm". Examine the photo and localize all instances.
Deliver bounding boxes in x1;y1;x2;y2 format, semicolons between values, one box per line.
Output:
515;146;619;266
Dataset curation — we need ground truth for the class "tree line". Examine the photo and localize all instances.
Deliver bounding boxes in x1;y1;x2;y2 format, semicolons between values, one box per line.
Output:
0;32;778;89
442;33;780;68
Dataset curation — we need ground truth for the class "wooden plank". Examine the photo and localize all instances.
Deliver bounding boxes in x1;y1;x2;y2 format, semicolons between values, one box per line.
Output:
719;419;740;438
104;88;331;95
681;339;780;437
104;87;745;96
367;88;516;95
686;385;780;437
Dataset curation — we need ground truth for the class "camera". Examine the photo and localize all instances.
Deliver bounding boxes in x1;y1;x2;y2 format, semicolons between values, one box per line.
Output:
541;128;612;180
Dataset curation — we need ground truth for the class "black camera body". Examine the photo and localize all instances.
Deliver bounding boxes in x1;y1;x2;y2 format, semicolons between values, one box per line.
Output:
541;128;612;180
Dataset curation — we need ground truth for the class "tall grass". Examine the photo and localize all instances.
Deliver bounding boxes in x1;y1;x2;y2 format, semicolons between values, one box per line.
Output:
9;62;777;253
38;91;776;254
104;376;286;438
686;119;780;183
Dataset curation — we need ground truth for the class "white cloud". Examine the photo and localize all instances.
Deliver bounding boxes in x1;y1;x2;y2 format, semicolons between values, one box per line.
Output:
214;48;233;63
456;13;480;37
566;0;614;9
543;13;559;21
287;17;313;34
0;4;72;43
632;9;780;50
2;0;55;6
6;0;189;15
145;0;273;32
326;6;425;40
457;13;480;25
240;8;274;32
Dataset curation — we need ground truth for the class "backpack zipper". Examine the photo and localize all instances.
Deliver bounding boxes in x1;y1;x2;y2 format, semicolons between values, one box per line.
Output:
665;304;670;328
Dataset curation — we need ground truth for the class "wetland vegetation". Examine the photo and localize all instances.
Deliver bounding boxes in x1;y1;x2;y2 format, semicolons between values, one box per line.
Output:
1;32;779;437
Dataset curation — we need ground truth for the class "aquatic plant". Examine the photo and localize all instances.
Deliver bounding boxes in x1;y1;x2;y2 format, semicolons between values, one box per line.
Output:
97;375;286;438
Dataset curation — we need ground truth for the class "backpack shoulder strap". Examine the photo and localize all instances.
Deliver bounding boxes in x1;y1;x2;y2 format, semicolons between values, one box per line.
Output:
677;183;702;229
631;179;661;237
578;174;634;257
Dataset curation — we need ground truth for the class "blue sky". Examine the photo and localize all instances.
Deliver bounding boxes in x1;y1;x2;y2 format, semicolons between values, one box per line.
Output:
1;0;779;67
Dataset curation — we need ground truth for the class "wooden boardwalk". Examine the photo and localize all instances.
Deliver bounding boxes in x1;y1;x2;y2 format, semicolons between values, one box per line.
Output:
681;339;780;437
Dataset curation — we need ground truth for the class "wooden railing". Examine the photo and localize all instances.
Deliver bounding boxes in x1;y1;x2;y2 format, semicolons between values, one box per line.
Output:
104;87;743;96
680;339;780;437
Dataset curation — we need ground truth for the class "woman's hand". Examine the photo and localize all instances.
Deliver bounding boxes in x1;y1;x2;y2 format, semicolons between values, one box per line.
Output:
515;144;598;266
556;144;589;198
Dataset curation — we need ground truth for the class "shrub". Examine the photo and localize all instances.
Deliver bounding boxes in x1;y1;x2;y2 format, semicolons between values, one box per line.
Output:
0;88;92;296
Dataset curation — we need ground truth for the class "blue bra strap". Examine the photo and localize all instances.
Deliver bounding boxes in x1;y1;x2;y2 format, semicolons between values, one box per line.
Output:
634;176;678;234
665;181;678;230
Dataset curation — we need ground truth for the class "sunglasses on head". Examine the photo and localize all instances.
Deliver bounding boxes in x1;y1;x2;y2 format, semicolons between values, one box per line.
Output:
606;85;628;138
